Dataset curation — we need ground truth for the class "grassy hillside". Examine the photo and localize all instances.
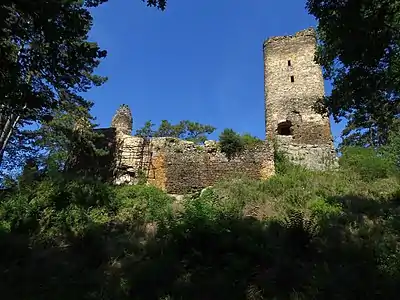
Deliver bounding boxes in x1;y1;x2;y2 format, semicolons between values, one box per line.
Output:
0;148;399;299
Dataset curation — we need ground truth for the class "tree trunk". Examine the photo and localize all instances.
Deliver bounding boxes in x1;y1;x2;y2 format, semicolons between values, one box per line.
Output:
0;104;26;166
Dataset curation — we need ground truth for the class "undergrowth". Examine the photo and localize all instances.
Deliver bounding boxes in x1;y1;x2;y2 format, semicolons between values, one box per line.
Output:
0;147;399;299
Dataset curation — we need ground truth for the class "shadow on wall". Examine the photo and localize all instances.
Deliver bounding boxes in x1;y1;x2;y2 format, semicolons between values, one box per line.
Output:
1;193;399;299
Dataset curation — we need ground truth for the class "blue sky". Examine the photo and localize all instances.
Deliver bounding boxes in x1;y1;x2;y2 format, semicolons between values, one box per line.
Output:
87;0;345;145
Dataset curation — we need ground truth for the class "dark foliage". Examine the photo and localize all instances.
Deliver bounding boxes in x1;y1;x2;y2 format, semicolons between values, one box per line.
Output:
1;149;400;299
306;0;400;147
0;0;166;166
1;195;400;299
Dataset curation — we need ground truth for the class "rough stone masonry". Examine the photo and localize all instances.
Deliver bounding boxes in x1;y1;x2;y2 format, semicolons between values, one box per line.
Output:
103;119;275;194
86;27;337;194
263;27;338;170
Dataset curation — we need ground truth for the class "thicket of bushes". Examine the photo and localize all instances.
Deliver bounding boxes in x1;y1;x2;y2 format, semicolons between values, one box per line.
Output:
219;129;264;160
0;147;400;299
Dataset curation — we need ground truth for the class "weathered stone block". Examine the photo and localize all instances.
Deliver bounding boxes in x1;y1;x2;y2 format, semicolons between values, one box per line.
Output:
110;135;275;194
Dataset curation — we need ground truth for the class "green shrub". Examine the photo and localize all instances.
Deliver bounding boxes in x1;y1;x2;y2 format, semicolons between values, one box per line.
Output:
380;128;400;173
274;150;294;175
0;177;116;238
136;169;147;185
182;186;245;222
218;130;264;160
339;146;395;181
307;197;343;221
219;128;244;160
241;133;264;149
2;143;400;299
114;184;174;223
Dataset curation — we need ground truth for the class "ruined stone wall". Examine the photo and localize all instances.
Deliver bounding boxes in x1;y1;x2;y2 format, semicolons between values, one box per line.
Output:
162;141;275;194
263;28;338;170
111;134;275;194
275;136;337;171
95;101;276;193
112;134;167;189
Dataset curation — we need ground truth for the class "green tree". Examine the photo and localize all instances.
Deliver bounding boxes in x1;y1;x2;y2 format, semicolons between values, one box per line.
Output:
138;120;216;144
154;120;176;137
178;120;216;144
219;128;244;160
339;146;395;181
11;100;111;182
241;133;264;149
0;0;166;166
135;120;156;138
306;0;400;147
18;158;40;187
380;120;400;170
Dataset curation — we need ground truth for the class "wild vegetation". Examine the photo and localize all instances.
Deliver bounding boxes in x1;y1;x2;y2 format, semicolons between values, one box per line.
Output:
1;148;400;299
219;129;264;159
306;0;400;147
1;0;400;299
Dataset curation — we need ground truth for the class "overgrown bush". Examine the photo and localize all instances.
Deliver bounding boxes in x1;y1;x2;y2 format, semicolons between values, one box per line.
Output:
219;128;244;160
114;184;174;223
241;133;264;149
273;149;296;175
218;130;264;160
381;128;400;171
0;177;116;238
1;148;400;299
339;146;396;181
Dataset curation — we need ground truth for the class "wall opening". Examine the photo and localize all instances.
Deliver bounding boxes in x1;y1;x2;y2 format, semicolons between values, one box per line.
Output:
290;75;295;82
288;60;291;66
277;121;293;136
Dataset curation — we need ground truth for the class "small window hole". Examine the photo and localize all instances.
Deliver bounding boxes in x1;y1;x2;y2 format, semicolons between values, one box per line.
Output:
290;76;295;83
288;60;291;66
277;121;293;136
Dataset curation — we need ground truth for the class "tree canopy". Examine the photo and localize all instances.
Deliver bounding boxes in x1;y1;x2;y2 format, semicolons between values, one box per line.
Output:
0;0;166;166
135;120;216;144
306;0;400;147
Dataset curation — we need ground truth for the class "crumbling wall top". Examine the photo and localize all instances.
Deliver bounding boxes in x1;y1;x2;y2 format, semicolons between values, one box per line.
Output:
263;27;316;48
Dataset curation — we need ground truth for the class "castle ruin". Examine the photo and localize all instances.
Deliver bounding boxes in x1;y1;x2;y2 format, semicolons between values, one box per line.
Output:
264;28;337;169
89;28;337;194
100;115;275;194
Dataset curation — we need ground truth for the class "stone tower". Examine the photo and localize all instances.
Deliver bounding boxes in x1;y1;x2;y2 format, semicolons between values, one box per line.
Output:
263;28;337;170
111;104;133;135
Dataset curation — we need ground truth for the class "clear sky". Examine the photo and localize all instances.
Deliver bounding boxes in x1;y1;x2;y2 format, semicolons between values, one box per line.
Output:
87;0;345;145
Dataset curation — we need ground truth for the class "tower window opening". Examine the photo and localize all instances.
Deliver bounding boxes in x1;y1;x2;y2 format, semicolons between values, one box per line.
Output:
288;60;291;66
290;76;295;82
277;121;293;136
